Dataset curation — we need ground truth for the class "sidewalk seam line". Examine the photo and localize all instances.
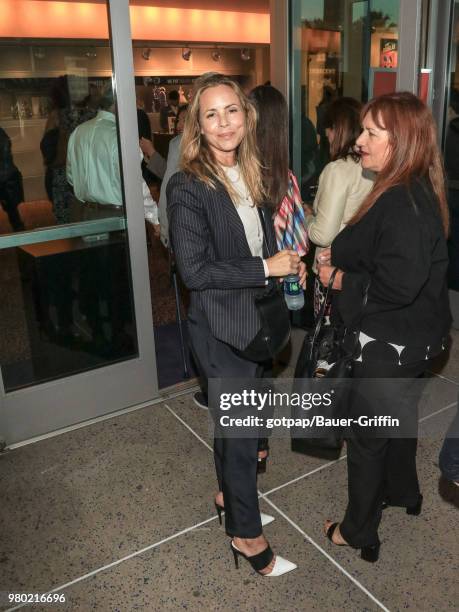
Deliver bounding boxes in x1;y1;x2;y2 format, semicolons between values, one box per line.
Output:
262;456;347;497
428;371;459;387
418;401;457;423
164;403;213;452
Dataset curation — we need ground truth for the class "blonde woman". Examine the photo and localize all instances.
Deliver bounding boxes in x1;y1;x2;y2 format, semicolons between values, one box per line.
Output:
167;73;305;576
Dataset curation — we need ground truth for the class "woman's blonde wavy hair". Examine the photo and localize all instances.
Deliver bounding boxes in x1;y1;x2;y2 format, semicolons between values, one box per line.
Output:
180;72;265;206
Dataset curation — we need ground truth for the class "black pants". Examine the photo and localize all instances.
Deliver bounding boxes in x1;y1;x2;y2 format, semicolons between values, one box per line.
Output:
0;169;25;232
340;359;429;548
188;307;262;539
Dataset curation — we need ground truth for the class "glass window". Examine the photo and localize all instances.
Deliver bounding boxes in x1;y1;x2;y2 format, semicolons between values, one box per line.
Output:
444;1;459;294
290;0;400;199
0;0;139;390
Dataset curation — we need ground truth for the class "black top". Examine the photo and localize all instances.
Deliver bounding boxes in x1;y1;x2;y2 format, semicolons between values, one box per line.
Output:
0;127;16;183
137;108;152;140
332;178;451;349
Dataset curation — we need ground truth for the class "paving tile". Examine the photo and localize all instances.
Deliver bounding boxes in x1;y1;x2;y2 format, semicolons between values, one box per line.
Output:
0;405;217;595
266;410;459;612
28;499;382;612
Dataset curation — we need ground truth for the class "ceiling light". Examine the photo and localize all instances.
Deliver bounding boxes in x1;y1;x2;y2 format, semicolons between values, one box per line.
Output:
182;47;192;61
142;48;151;61
85;51;97;59
241;48;251;61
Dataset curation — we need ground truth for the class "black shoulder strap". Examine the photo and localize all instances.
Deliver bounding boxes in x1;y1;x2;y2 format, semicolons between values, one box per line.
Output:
257;207;273;258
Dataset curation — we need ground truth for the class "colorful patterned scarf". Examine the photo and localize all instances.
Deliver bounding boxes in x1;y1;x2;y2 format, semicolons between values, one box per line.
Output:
274;171;309;256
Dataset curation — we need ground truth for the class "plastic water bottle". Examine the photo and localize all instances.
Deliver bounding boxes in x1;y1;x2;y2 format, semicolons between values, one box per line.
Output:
284;274;304;310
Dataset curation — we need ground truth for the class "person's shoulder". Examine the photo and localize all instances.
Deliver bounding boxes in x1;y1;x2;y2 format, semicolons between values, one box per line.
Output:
168;135;182;154
167;170;202;196
324;156;359;174
375;181;439;227
376;182;423;208
168;170;189;188
373;184;411;216
319;157;359;184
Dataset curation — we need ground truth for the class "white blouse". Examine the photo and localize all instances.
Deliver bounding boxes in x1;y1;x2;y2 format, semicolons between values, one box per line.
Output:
223;165;269;279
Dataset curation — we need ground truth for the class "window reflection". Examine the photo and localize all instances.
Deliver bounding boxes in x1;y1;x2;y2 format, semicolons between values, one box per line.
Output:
0;0;139;389
0;45;113;234
444;2;459;295
294;0;399;199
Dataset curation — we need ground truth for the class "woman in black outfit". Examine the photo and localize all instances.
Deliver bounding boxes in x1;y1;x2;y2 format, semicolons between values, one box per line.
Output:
168;73;305;575
317;92;451;561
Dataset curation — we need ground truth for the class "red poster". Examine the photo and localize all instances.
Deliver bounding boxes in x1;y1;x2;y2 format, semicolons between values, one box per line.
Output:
380;39;398;69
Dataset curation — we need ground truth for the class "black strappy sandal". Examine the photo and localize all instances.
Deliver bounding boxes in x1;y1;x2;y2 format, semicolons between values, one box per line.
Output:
230;541;297;576
325;521;380;563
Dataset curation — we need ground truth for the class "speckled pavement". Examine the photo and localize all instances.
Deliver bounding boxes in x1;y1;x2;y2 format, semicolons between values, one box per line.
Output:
0;331;458;612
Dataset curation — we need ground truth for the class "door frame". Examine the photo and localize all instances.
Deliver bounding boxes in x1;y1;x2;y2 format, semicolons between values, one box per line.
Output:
0;0;159;445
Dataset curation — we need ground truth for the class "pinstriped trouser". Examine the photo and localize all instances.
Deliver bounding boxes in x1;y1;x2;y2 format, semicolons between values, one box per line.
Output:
187;306;263;539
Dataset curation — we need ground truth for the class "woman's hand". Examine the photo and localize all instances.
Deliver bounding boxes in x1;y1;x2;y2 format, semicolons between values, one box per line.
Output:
317;264;343;290
299;261;307;289
317;247;332;266
140;137;155;160
266;250;300;277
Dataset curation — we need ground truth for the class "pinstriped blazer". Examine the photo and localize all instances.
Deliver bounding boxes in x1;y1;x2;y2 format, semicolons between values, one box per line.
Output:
167;170;278;351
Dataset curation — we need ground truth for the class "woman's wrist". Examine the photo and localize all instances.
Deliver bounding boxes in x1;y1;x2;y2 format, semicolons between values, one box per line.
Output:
334;269;344;290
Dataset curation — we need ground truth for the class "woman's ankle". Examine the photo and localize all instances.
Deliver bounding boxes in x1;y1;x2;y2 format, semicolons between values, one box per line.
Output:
233;534;267;553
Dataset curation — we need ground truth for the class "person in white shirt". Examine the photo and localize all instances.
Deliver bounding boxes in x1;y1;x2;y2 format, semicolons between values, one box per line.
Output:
305;97;374;316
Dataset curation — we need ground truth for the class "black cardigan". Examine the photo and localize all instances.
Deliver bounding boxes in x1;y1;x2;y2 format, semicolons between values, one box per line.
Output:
332;179;451;349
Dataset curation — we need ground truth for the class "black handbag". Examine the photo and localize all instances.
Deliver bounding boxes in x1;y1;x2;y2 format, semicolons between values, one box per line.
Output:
237;208;291;363
291;269;369;458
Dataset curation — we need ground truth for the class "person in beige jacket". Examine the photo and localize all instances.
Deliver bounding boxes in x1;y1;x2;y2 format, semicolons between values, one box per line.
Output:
305;97;374;315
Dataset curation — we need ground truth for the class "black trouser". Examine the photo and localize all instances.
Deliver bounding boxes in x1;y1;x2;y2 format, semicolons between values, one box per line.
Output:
188;307;262;539
340;359;429;548
0;169;25;232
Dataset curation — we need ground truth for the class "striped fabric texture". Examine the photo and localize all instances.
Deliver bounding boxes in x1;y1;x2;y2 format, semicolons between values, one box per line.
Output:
274;170;309;257
167;171;278;351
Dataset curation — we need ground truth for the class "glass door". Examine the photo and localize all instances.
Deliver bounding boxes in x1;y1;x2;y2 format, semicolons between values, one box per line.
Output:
443;0;459;326
290;0;400;197
0;0;157;445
